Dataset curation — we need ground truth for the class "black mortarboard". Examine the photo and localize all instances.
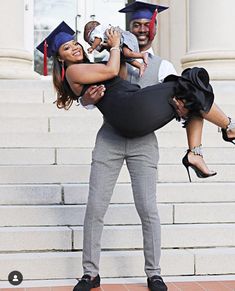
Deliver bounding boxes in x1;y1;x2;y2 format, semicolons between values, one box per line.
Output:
119;1;168;41
36;21;75;75
119;1;168;21
37;21;75;57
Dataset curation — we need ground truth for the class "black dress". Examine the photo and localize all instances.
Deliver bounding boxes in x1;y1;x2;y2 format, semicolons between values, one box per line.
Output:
82;67;214;138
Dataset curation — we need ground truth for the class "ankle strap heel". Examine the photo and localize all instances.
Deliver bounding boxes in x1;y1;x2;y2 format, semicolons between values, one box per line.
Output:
182;145;217;182
228;118;235;130
190;144;203;157
222;117;235;144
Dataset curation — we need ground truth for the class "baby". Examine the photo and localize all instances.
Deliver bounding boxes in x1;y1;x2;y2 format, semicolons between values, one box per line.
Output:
84;21;148;77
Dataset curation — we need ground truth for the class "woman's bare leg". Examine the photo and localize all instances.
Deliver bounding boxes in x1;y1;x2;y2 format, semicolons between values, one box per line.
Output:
174;99;234;179
202;103;235;139
186;117;203;149
186;117;215;175
202;103;229;127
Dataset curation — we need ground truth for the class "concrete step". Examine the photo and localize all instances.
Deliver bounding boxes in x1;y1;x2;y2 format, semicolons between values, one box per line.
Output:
0;79;235;105
161;224;235;249
1;248;235;280
174;202;235;224
0;249;195;280
72;224;235;250
0;204;173;227
1;223;235;252
158;164;235;183
55;147;235;166
0;103;235;131
0;226;71;252
0;132;97;147
0;79;53;90
63;182;235;205
0;108;234;134
1;102;235;119
0;116;103;133
191;247;235;275
0;131;233;148
0;79;55;104
0;201;235;227
0;184;62;205
1;182;234;205
0;89;48;104
0;147;234;165
0;116;227;133
0;164;234;184
0;117;49;133
159;146;235;165
0;148;56;165
0;103;100;117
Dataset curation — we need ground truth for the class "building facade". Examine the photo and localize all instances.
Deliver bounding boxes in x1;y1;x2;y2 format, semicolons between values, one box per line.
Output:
0;1;235;283
1;0;235;79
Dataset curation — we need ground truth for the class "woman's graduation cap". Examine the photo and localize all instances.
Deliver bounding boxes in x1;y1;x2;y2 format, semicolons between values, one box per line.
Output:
36;21;75;76
119;1;168;41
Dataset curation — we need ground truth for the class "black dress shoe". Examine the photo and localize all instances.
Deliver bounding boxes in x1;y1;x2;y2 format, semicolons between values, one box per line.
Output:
147;275;167;291
73;274;100;291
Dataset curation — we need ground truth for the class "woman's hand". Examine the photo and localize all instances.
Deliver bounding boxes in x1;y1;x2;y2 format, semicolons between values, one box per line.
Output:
106;27;121;48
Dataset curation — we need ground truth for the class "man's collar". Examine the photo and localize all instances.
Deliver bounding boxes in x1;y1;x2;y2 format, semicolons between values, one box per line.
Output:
142;47;154;56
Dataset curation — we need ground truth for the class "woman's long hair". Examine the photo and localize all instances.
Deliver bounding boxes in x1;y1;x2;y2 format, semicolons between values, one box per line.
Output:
53;43;90;110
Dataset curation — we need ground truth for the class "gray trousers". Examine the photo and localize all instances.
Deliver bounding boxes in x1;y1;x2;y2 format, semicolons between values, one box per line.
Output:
82;122;161;278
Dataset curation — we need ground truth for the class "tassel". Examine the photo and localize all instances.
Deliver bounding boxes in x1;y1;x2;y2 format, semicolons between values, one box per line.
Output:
149;10;158;41
61;61;65;81
43;40;48;76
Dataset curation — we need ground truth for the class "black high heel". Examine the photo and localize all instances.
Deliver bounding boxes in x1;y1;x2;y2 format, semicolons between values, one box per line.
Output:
182;147;217;182
222;117;235;144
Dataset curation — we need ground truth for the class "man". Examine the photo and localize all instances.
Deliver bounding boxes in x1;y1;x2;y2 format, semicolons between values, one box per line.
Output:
73;2;177;291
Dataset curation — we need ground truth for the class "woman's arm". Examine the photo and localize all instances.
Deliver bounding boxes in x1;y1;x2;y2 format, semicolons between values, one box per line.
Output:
119;62;127;80
67;28;121;85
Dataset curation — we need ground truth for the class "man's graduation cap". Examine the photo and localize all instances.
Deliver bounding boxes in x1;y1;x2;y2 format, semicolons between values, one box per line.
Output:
119;1;168;41
36;21;75;76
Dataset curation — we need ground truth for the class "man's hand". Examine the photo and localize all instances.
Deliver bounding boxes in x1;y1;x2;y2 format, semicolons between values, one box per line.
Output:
172;97;189;118
81;85;106;106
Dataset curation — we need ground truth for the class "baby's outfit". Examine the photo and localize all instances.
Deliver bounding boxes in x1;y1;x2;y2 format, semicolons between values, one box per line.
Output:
88;24;140;61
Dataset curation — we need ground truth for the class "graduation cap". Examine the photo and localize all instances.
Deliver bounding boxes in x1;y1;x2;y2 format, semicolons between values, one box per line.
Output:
119;1;168;41
36;21;75;76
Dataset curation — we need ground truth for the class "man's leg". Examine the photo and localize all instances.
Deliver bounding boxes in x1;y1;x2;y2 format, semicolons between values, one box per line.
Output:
82;123;126;277
126;133;167;290
125;133;162;276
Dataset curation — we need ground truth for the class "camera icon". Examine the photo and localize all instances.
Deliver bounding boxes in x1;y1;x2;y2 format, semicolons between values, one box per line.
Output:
8;270;23;286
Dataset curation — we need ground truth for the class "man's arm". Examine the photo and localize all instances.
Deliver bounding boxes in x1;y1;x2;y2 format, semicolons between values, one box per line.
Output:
172;97;189;118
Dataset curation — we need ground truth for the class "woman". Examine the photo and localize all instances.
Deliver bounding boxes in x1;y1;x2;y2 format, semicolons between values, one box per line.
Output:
37;23;235;182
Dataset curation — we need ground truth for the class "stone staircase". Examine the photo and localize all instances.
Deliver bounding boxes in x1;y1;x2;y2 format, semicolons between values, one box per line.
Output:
0;79;235;282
